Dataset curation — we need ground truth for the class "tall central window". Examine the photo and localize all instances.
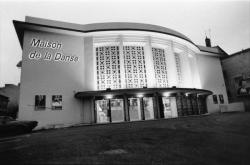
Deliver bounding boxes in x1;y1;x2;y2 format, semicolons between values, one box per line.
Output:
96;46;121;90
123;46;147;88
152;47;168;87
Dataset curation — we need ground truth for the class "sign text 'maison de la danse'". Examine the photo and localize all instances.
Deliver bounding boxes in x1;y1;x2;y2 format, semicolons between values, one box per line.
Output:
28;38;79;62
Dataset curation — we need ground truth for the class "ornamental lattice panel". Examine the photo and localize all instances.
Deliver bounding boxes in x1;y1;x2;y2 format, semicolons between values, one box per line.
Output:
174;53;182;85
152;47;168;87
123;46;147;88
96;46;121;90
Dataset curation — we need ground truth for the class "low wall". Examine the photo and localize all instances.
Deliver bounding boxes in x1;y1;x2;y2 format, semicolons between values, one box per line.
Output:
222;102;245;112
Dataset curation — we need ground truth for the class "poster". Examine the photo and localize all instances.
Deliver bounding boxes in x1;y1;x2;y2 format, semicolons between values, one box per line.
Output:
52;95;62;110
35;95;46;110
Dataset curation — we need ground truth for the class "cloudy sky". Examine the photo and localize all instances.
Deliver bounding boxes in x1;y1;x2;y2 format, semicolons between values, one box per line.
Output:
0;0;249;87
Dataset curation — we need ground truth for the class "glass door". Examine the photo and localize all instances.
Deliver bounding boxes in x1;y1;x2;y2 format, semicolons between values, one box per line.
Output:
95;100;110;123
143;97;154;120
95;98;125;123
128;98;142;121
110;99;125;122
162;97;172;118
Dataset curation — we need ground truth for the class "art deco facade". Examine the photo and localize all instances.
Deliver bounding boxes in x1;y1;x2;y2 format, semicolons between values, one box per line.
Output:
14;17;228;129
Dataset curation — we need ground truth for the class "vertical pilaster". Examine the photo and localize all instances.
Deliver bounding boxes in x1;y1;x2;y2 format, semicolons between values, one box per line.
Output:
144;36;156;88
119;35;126;89
182;95;188;116
84;37;95;90
108;99;111;122
153;92;160;119
140;97;145;120
176;93;183;116
123;94;129;121
186;95;193;115
91;96;96;124
166;41;178;87
181;47;193;88
189;52;201;89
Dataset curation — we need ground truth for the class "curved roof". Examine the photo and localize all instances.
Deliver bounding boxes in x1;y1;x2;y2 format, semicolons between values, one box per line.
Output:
14;17;226;56
79;22;193;43
14;16;193;45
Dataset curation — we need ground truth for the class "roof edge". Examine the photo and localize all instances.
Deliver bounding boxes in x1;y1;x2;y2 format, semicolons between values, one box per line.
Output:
13;19;199;49
13;17;226;57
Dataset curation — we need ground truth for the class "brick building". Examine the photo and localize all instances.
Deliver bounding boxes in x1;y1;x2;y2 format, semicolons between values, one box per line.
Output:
221;48;250;111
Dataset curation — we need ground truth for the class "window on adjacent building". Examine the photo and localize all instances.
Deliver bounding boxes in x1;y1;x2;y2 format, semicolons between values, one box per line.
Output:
52;95;62;110
35;95;46;110
212;95;218;104
235;76;250;96
152;47;168;87
219;94;224;104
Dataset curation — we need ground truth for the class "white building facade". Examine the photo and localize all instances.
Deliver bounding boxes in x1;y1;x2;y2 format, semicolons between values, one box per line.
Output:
14;17;228;129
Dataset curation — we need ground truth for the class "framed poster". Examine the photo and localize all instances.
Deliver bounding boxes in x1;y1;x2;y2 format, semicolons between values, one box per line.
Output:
52;95;62;110
219;94;224;104
35;95;46;110
212;95;218;104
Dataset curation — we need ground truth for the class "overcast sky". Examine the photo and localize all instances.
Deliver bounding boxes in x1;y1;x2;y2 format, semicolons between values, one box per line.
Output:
0;0;249;87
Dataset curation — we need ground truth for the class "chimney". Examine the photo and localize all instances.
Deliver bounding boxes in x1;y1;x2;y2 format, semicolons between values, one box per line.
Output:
205;37;211;47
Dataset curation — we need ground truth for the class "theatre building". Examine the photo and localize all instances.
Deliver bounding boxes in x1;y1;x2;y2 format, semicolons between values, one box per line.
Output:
14;17;228;129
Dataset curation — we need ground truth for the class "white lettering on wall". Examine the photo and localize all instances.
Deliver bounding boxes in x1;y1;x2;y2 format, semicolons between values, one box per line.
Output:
54;53;79;62
29;51;41;60
31;38;62;49
28;38;79;63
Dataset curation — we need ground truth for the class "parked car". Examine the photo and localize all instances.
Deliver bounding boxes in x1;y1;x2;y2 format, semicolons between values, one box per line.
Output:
0;116;38;136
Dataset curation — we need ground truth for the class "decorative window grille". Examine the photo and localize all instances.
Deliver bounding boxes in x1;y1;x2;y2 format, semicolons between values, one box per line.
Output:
96;46;121;90
174;53;182;85
123;46;147;88
152;47;168;87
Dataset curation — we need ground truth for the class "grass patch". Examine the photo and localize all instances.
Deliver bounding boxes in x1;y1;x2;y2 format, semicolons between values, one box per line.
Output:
1;112;250;165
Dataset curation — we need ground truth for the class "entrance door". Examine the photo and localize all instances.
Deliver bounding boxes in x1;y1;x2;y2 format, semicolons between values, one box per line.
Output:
128;97;155;121
161;97;178;118
143;97;154;120
110;99;125;122
95;99;125;123
95;100;110;123
162;97;172;118
128;98;141;121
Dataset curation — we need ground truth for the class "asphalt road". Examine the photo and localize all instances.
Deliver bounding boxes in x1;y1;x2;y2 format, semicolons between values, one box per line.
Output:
1;112;250;165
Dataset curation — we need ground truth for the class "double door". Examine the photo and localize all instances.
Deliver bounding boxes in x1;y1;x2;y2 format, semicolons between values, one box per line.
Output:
128;97;154;121
95;99;125;123
95;97;155;123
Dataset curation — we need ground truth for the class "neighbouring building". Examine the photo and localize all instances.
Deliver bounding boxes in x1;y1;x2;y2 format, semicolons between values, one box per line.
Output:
0;84;20;118
13;16;230;129
0;94;9;115
221;48;250;111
